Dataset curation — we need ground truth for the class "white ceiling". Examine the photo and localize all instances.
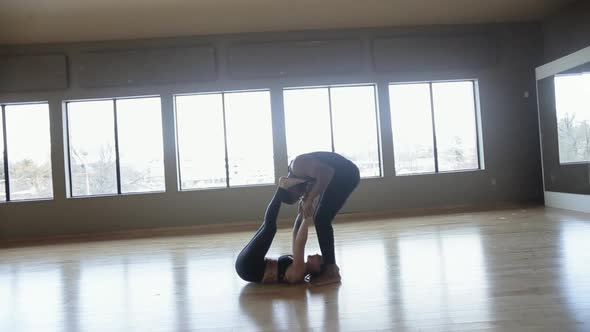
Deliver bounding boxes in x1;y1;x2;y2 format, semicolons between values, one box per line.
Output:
0;0;573;44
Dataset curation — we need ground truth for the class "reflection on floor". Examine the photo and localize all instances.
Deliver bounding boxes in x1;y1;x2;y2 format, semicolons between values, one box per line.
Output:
1;206;590;331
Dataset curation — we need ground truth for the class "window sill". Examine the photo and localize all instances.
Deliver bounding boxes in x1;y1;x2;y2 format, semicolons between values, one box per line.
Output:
68;190;166;200
395;168;484;177
558;161;590;166
180;182;276;192
0;197;54;204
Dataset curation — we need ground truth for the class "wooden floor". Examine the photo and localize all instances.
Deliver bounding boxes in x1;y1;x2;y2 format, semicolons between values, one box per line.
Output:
1;206;590;332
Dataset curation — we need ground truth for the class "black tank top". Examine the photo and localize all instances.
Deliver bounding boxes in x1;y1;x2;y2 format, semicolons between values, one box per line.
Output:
288;152;355;180
277;255;293;283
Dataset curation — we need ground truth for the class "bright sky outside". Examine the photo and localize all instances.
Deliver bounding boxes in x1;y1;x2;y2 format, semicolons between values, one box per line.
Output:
2;80;483;195
389;81;478;173
555;73;590;122
4;103;52;164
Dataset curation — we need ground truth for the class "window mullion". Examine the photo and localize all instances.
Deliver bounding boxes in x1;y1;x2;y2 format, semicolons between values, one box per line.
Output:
472;81;482;170
1;105;10;201
429;83;439;173
372;85;383;177
328;87;336;153
113;99;122;195
221;93;230;188
65;103;74;197
173;97;185;191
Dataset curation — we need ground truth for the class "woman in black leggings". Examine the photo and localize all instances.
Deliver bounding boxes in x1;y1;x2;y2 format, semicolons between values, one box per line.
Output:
287;152;360;285
235;178;323;284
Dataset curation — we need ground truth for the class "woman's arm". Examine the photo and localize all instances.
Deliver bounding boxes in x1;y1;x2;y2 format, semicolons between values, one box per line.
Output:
287;202;312;282
292;212;304;250
290;155;335;216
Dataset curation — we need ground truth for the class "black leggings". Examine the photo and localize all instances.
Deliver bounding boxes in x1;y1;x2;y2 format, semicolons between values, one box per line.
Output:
235;189;288;283
313;165;360;265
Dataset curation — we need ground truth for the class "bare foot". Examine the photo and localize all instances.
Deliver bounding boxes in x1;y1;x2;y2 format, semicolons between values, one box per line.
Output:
310;264;341;286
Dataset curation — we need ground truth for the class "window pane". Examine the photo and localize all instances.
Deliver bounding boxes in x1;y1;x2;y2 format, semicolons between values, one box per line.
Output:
0;113;4;202
116;97;165;193
224;91;275;186
330;86;381;177
432;81;479;172
5;104;53;200
284;88;332;161
389;84;435;175
176;94;227;189
68;100;117;196
555;73;590;163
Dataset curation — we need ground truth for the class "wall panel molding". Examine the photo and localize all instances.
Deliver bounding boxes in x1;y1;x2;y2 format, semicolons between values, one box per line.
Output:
77;45;217;88
372;32;498;72
228;39;362;78
0;54;68;92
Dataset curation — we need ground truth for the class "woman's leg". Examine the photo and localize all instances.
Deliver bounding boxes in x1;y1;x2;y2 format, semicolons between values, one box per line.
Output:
313;166;360;266
235;189;288;282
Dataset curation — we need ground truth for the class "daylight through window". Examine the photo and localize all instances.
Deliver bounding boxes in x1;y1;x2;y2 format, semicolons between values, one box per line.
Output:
1;103;53;202
389;80;481;175
283;85;381;178
175;90;275;190
555;73;590;164
66;97;165;197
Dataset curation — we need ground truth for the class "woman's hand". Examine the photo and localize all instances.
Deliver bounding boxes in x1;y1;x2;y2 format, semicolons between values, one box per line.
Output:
298;199;304;214
301;199;315;220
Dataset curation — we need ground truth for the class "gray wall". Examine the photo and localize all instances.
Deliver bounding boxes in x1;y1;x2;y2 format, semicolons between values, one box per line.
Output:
537;0;590;195
0;23;544;240
543;0;590;62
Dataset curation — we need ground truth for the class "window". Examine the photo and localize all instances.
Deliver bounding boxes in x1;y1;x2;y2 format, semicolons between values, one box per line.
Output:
66;97;165;197
388;84;435;174
0;103;53;202
283;85;381;177
175;90;274;190
554;73;590;164
389;81;481;175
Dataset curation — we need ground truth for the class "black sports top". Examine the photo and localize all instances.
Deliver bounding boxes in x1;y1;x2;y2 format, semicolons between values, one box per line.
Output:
288;152;355;181
277;255;294;283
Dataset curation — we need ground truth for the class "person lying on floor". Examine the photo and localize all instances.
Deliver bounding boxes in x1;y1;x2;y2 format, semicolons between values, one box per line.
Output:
235;177;323;284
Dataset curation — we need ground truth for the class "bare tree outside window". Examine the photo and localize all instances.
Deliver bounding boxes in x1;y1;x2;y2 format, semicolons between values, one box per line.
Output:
555;73;590;163
432;81;479;172
66;97;165;197
2;103;53;201
68;100;117;196
389;80;481;175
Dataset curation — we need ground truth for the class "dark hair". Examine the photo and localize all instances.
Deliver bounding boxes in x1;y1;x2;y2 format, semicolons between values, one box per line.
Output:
307;264;326;280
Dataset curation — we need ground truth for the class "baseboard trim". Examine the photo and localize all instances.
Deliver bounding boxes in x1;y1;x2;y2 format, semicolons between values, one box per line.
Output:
545;191;590;213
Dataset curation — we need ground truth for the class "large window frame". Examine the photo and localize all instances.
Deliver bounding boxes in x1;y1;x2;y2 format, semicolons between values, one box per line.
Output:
389;79;483;175
65;95;165;198
0;102;54;202
282;84;383;178
174;89;276;190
